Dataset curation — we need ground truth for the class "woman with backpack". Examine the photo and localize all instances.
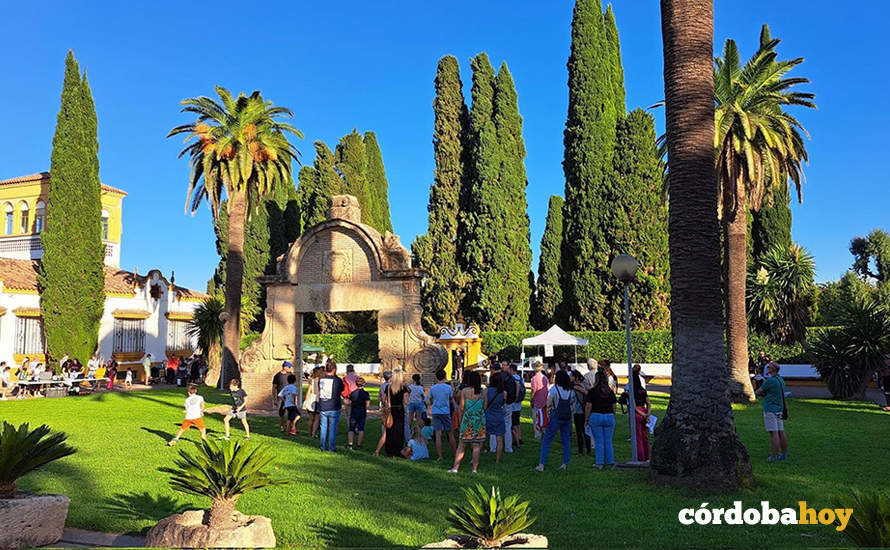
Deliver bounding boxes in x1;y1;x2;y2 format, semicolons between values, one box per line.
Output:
535;370;576;471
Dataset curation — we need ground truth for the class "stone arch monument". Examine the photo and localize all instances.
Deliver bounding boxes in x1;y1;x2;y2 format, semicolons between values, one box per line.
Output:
240;195;446;411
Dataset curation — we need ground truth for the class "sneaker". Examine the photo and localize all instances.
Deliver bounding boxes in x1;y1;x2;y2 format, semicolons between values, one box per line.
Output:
534;464;544;472
447;468;459;474
559;463;568;470
244;436;250;440
167;439;178;447
766;455;779;462
594;464;604;470
778;453;787;460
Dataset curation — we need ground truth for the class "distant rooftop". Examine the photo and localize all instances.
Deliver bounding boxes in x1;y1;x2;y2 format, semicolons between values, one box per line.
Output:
0;171;127;196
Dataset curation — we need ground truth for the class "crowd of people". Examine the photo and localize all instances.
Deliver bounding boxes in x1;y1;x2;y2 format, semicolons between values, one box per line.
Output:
258;356;654;473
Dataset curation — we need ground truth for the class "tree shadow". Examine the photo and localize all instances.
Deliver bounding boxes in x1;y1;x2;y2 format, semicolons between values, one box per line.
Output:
308;522;398;549
99;491;189;535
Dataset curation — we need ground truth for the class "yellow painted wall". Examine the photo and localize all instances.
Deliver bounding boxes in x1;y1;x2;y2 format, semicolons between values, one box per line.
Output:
0;178;124;242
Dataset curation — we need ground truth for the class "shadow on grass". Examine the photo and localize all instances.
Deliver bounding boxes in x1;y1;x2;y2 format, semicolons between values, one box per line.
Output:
308;521;399;548
100;491;189;535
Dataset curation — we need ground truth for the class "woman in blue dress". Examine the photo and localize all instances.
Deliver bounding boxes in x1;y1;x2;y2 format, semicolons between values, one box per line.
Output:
484;372;506;464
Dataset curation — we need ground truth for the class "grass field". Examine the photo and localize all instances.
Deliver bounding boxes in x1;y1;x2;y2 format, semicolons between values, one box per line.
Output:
0;386;886;548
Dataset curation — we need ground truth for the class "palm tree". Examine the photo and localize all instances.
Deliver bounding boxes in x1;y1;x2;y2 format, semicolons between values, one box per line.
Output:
0;422;76;498
650;0;752;488
160;440;289;528
747;243;816;345
716;25;815;402
187;297;225;386
169;87;302;385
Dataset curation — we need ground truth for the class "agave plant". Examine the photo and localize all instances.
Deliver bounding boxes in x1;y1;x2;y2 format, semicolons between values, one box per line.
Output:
0;422;76;498
812;299;890;400
160;439;289;528
833;491;890;547
446;485;535;548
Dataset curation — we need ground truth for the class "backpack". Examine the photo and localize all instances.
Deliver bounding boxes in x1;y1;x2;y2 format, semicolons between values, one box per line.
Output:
553;387;573;422
515;374;527;404
503;372;517;404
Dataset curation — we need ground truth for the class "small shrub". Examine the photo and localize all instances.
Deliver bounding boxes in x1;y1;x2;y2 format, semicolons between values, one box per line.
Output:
447;485;535;548
0;421;76;498
160;439;289;527
833;491;890;547
812;300;890;400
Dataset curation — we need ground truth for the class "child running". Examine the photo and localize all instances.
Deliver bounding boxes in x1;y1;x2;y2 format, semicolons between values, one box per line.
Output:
168;384;207;446
407;373;426;429
223;378;250;440
124;368;133;390
347;377;371;451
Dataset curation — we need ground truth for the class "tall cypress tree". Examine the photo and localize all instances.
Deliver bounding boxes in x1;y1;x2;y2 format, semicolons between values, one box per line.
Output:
40;51;105;363
298;142;342;228
461;53;499;329
334;130;373;226
561;0;620;330
610;109;670;329
461;55;532;330
533;195;564;329
751;183;792;263
414;55;470;331
603;5;625;117
362;132;393;233
491;63;532;330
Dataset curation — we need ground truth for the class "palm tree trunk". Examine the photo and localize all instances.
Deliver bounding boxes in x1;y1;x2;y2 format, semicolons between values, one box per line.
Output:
650;0;753;488
222;188;246;387
725;178;756;402
207;497;237;528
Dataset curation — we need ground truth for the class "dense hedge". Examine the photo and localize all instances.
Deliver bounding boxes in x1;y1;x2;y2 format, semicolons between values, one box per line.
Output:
281;329;814;365
303;333;380;363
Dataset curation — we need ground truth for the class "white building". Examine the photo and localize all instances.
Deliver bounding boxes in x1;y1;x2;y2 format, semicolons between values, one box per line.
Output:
0;172;206;380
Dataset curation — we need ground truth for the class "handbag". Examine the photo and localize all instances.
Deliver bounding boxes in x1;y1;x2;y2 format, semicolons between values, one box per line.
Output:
780;377;789;420
382;406;393;429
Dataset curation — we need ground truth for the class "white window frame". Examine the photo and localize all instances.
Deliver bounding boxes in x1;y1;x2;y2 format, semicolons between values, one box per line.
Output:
34;201;46;234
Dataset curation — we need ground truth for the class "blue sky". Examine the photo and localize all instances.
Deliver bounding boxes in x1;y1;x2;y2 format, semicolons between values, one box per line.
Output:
1;1;887;291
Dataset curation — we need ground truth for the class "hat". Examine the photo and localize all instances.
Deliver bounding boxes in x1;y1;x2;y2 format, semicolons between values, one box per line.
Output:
283;361;293;368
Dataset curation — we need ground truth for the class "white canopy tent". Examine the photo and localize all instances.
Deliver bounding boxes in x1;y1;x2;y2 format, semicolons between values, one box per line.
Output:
521;325;589;369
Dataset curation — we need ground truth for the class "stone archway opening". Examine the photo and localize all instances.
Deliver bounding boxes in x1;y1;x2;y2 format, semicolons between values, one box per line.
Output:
240;195;446;411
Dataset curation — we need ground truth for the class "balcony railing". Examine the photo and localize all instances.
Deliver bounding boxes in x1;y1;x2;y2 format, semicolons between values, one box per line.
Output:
0;235;114;256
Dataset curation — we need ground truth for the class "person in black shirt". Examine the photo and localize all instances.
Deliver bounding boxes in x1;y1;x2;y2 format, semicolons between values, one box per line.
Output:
272;361;293;432
584;369;617;468
347;377;371;450
317;362;345;452
224;378;250;440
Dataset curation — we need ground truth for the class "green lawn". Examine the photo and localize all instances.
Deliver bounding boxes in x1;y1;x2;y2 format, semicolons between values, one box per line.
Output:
0;386;886;548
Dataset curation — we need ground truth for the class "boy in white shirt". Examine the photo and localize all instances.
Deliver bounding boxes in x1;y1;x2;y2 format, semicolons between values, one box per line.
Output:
168;384;206;446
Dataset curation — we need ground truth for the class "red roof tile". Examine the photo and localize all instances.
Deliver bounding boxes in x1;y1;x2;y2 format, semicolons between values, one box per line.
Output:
0;257;205;299
0;171;127;196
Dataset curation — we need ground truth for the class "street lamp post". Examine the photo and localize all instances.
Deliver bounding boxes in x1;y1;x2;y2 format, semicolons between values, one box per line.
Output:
611;254;641;463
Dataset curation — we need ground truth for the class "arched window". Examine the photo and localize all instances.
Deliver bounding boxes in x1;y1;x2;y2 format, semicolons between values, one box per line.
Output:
18;202;29;234
101;210;110;241
3;203;12;235
34;201;46;234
